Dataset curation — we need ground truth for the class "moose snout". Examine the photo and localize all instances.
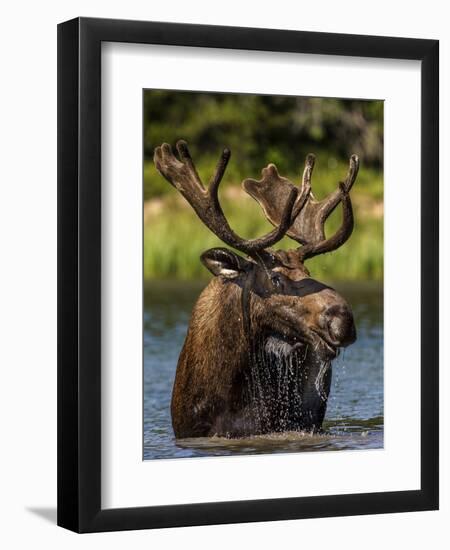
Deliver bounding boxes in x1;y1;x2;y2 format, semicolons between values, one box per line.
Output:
321;305;356;347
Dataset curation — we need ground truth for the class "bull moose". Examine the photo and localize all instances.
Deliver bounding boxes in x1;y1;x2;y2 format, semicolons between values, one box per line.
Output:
154;140;359;439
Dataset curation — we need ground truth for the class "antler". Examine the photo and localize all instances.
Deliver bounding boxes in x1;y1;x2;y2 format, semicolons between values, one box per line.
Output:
153;140;298;260
242;154;359;261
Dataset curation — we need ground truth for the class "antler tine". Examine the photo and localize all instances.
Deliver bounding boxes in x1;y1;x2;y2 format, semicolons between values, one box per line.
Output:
343;154;360;191
154;140;298;259
208;146;231;197
298;182;354;260
302;153;315;191
291;153;315;220
175;140;206;190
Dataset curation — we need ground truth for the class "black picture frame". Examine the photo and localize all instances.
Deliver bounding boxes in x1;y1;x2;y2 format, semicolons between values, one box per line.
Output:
57;16;439;533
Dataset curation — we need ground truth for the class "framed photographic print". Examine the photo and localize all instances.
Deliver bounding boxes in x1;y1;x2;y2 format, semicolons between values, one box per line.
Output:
57;17;439;532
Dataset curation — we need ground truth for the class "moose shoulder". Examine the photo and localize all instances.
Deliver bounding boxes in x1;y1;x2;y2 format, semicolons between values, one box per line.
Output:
154;141;359;439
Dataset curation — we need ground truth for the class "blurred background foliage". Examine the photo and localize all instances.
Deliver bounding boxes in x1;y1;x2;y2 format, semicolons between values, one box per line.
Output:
143;91;383;281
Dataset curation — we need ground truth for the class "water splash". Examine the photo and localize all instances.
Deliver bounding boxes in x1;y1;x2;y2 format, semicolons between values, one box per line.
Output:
242;333;332;434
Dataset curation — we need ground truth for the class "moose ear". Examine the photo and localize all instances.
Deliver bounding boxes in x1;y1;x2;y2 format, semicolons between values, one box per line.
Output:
200;248;251;279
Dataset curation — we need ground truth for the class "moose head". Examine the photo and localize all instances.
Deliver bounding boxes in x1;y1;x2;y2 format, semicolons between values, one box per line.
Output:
154;140;359;438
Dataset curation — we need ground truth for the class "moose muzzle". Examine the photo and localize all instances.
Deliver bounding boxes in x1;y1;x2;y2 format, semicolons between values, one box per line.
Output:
321;305;357;348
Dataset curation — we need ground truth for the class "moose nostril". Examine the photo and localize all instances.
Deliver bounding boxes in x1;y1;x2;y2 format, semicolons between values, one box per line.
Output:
323;305;356;346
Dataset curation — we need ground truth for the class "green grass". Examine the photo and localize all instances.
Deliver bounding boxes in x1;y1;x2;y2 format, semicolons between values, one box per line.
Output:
143;160;383;281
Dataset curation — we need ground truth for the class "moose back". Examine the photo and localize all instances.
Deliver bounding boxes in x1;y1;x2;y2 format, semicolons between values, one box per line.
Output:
154;141;358;438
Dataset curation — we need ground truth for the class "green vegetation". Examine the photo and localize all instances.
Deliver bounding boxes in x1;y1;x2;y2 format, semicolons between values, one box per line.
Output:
143;91;383;281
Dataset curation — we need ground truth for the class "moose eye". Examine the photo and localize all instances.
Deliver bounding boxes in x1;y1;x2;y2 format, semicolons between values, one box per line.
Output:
270;273;282;288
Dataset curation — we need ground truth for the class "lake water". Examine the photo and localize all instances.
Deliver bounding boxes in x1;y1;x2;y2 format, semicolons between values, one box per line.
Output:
143;280;383;460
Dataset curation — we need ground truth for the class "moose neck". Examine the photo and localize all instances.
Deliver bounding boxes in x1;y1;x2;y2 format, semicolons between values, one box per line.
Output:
184;277;251;384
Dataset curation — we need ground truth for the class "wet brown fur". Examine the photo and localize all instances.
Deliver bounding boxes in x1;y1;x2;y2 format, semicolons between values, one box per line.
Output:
171;256;355;438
